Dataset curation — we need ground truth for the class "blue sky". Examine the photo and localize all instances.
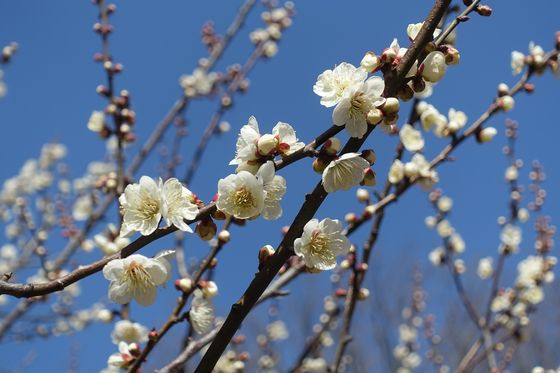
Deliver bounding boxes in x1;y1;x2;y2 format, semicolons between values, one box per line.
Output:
0;1;559;371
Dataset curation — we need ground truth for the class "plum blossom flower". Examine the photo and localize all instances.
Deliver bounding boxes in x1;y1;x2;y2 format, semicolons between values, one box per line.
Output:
230;116;260;166
322;153;370;193
160;178;199;233
216;171;265;219
332;76;385;138
87;111;105;132
447;108;467;133
189;289;215;334
119;176;162;237
256;161;286;220
111;320;148;345
399;124;424;152
103;252;173;306
107;342;139;370
511;51;525;75
406;22;442;41
294;218;351;271
272;121;304;156
500;224;522;251
313;62;367;107
389;159;406;184
478;257;494;279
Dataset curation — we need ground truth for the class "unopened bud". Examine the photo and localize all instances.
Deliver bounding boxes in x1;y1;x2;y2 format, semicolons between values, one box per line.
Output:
498;95;515;112
477;127;497;143
366;108;384;125
397;84;414;101
497;83;509;96
523;83;535;93
258;245;275;270
444;46;460;65
361;168;376;187
175;277;194;293
218;230;230;244
361;149;376;165
335;288;348;297
148;329;158;341
312;158;328;174
360;51;381;72
356;188;369;203
382;97;400;114
201;280;219;298
476;4;492;16
323;137;341;155
257;134;279;156
345;213;357;224
381;47;397;63
358;288;370;300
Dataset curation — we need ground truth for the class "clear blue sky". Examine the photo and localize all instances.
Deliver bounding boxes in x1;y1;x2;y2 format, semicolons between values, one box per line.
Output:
0;1;559;371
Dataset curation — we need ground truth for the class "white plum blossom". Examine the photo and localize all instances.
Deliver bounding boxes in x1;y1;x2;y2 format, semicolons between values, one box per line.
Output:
500;224;522;251
111;320;149;345
119;176;198;237
321;153;370;193
313;62;367;107
511;51;525;75
160;178;199;233
103;252;173;306
87;111;105;132
230;116;260;167
447;108;467;133
399;124;424;152
449;233;465;253
406;22;442;41
516;255;553;287
107;342;138;370
267;320;289;341
332;76;385;138
179;68;218;97
272;121;304;156
119;176;162;237
216;171;265;219
189;289;215;334
360;51;381;72
422;51;447;82
406;154;439;189
256;161;286;220
478;257;494;279
294;218;351;271
388;159;405;184
94;225;130;256
479;127;498;143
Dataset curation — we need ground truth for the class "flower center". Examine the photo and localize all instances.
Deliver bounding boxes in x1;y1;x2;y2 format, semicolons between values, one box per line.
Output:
351;92;367;112
309;230;330;257
139;197;160;219
234;187;255;208
123;261;154;290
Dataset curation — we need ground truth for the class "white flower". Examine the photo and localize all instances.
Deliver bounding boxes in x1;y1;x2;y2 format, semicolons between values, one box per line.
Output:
505;166;519;181
103;253;172;306
160;178;199;232
87;111;105;132
529;42;545;66
422;51;447;82
520;286;544;305
216;171;265;219
478;257;494;279
388;159;405;184
406;22;441;41
107;342;138;369
111;320;149;345
332;77;385;138
498;95;515;112
449;233;465;253
437;196;453;212
189;289;215;334
399;124;424;152
272;121;304;156
119;176;162;237
72;194;93;221
500;224;522;250
267;320;289;341
94;226;130;256
517;256;545;287
256;161;286;220
511;51;525;75
361;51;381;72
447;108;467;133
322;153;370;193
294;218;351;271
229;116;260;166
313;62;367;107
179;68;218;97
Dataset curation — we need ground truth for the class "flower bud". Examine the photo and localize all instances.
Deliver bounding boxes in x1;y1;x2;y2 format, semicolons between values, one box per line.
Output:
312;158;328;174
87;111;105;132
366;108;384;125
175;277;194;293
422;51;447;82
335;288;348;297
201;280;219;298
477;127;497;143
381;47;397;63
523;83;535;93
361;168;376;187
382;97;400;114
361;149;376;165
360;51;381;72
257;134;279;156
404;162;419;177
444;46;460;65
236;160;261;175
356;188;369;203
497;83;509;96
358;288;370;300
498;95;515;112
258;245;275;269
345;212;357;224
411;76;426;93
397;84;414;101
196;219;217;241
218;230;230;244
323;137;341;155
475;4;493;16
96;309;113;323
